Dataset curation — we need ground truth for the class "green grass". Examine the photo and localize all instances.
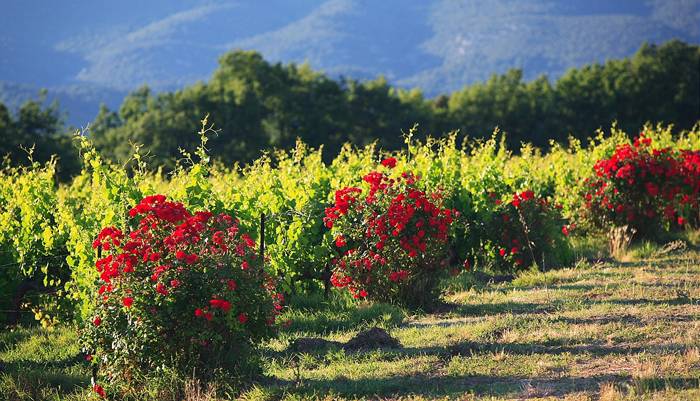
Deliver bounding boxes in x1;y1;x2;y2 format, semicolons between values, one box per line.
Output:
2;246;700;400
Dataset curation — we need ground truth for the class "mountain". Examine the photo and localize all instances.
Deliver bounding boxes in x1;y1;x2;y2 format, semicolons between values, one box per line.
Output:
0;82;125;129
0;0;698;126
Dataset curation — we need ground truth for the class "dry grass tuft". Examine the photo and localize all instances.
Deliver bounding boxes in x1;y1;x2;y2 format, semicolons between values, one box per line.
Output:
598;382;623;401
183;379;218;401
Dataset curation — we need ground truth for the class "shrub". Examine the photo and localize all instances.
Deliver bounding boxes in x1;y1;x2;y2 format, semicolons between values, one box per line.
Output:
474;190;572;273
0;159;70;326
81;195;281;395
582;135;700;252
324;161;457;309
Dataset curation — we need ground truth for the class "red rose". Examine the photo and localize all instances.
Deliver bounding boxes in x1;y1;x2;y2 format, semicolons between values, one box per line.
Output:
238;313;248;324
155;283;169;296
210;298;232;313
381;157;397;168
122;297;133;308
499;248;507;257
93;384;106;398
93;316;102;326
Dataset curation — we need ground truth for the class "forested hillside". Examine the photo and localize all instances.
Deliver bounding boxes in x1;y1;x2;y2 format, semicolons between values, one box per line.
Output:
1;40;698;177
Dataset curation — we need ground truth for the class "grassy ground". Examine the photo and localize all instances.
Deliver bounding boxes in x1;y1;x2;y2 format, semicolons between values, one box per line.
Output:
2;245;699;400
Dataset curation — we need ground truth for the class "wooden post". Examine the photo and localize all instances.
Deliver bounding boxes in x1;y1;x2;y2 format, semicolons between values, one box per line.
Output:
259;213;265;264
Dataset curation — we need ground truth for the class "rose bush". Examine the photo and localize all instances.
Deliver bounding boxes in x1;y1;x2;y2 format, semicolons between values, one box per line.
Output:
82;195;282;396
324;161;457;309
473;190;572;273
582;135;700;252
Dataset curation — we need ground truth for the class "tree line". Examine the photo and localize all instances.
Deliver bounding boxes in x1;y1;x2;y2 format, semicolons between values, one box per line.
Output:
2;40;698;178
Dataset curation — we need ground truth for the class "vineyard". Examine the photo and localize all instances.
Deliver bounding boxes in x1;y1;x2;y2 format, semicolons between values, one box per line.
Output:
1;121;699;400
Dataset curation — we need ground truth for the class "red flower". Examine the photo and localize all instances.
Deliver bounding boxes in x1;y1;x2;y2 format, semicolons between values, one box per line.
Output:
510;247;519;255
463;259;471;270
155;283;169;296
227;279;237;291
499;248;507;257
562;225;570;236
520;190;534;201
93;316;102;326
238;313;248;324
85;354;93;362
241;234;256;248
241;260;249;270
381;157;397;168
212;230;225;245
678;216;686;225
645;182;659;197
122;297;133;308
388;269;409;282
210;298;232;313
194;308;204;317
93;384;106;398
334;235;347;247
92;226;123;250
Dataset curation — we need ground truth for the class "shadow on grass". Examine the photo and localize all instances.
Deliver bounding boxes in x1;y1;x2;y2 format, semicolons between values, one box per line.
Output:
551;314;644;326
604;297;698;307
409;339;691;359
280;296;407;336
0;328;35;350
261;367;700;399
0;359;89;398
261;372;638;399
451;301;555;317
634;377;700;392
1;354;85;371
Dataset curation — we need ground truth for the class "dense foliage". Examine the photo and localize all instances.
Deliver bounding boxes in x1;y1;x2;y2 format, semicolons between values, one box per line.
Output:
83;195;280;396
0;95;79;179
1;41;698;177
0;159;70;326
325;162;457;308
0;122;698;327
89;40;700;166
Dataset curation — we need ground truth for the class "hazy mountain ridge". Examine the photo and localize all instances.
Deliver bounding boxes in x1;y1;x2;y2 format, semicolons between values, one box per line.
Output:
0;0;698;126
